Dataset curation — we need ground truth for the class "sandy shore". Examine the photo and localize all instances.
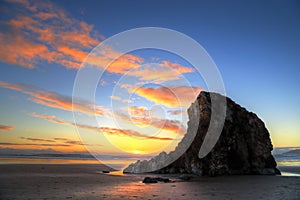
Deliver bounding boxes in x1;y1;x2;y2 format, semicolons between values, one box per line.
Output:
0;164;299;200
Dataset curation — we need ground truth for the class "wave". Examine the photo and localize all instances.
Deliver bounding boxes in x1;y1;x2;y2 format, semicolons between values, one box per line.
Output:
273;147;300;167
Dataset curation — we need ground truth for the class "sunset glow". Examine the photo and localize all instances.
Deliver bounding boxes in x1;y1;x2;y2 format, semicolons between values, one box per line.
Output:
0;0;299;164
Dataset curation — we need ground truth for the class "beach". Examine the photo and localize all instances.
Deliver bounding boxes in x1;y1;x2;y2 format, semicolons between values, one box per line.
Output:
0;164;299;200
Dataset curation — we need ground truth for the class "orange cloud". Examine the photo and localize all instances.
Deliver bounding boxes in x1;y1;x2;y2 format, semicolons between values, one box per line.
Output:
57;46;88;63
0;136;98;151
98;127;174;141
0;0;146;72
30;113;174;141
0;0;102;69
0;142;71;147
19;137;94;146
160;61;194;73
126;62;194;83
83;48;144;74
0;125;14;131
35;12;57;20
20;137;55;143
168;109;186;115
151;119;186;135
0;33;51;69
127;106;150;117
1;0;196;83
132;86;202;108
110;95;121;101
0;81;108;116
116;108;187;135
105;53;144;74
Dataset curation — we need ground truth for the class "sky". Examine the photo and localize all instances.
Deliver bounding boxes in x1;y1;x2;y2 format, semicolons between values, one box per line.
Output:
0;0;299;160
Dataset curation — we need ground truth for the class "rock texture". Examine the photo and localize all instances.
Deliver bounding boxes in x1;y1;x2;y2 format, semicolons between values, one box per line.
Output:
124;91;280;176
142;177;170;184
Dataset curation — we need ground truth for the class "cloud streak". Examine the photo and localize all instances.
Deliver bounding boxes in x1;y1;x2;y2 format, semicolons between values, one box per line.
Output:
30;113;174;141
1;0;195;83
0;0;102;69
0;142;71;147
0;0;143;74
0;125;14;131
132;86;202;108
0;81;108;116
125;62;194;83
116;109;186;136
20;137;55;143
19;137;95;147
168;110;186;115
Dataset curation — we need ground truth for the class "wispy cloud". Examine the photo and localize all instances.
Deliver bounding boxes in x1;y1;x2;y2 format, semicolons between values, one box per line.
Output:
19;136;94;146
160;61;194;73
0;0;101;69
0;0;144;73
20;137;55;143
126;106;150;117
126;62;194;83
168;109;186;115
0;81;108;116
96;50;144;74
0;125;14;131
110;95;121;101
0;0;195;83
132;86;202;108
30;113;174;141
117;106;187;135
0;142;71;147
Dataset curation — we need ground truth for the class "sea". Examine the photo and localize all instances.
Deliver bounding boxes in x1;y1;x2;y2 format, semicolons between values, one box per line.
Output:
272;147;300;176
1;147;300;176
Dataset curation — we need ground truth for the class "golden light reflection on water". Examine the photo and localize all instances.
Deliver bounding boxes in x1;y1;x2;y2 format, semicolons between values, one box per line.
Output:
104;181;160;198
0;157;139;171
101;180;197;199
277;161;300;167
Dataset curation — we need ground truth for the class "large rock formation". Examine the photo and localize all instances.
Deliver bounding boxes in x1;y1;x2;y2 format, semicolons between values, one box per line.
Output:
124;92;280;176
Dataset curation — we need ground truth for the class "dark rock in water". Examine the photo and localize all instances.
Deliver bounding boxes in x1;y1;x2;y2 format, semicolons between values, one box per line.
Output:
102;170;110;173
124;91;280;176
178;174;193;181
142;177;170;183
155;177;171;183
143;177;158;183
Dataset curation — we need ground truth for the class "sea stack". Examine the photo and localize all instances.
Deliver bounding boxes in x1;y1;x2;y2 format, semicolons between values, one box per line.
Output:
124;91;280;176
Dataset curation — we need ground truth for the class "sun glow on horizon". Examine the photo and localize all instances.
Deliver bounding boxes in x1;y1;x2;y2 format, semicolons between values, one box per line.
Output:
0;0;299;161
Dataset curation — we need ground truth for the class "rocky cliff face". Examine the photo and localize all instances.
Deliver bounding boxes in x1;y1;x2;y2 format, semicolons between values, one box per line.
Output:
124;92;280;176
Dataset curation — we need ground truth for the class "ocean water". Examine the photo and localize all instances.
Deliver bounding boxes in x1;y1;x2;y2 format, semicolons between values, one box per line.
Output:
272;147;300;177
0;156;102;165
0;155;134;170
273;147;300;167
0;147;299;176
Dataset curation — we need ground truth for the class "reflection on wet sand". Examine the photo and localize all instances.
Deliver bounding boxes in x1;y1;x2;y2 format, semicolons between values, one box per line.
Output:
1;164;299;199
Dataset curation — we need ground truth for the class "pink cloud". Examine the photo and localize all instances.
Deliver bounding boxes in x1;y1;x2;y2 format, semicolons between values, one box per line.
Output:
0;81;108;116
160;61;194;73
0;0;102;69
126;62;194;83
116;107;187;135
168;110;186;115
19;136;95;146
30;113;174;141
1;0;196;83
132;86;202;108
0;125;14;131
110;96;121;101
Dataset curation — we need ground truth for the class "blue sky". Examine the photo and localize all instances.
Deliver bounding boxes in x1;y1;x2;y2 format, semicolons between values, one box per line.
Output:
0;0;299;158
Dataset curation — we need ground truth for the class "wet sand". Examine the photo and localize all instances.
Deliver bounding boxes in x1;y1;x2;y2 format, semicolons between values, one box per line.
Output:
0;164;300;200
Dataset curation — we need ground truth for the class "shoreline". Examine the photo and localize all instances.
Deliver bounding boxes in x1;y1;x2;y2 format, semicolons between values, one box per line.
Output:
1;163;300;176
1;164;300;199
